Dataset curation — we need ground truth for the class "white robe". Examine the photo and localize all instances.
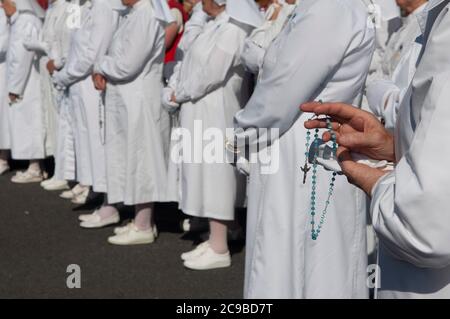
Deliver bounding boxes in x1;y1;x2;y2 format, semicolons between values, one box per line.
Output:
46;0;78;181
234;0;375;298
366;5;425;131
165;3;210;203
37;0;73;157
170;12;250;220
7;12;45;160
0;10;9;150
371;0;450;299
95;0;168;205
53;0;119;192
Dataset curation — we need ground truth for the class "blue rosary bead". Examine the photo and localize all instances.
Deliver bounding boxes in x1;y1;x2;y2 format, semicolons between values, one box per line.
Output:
304;116;338;241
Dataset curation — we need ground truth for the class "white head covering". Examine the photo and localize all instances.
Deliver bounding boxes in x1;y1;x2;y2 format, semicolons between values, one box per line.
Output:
150;0;175;23
226;0;263;27
214;0;227;6
13;0;46;18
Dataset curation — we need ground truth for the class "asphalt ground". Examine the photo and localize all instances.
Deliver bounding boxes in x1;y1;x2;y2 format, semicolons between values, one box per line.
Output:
0;161;246;299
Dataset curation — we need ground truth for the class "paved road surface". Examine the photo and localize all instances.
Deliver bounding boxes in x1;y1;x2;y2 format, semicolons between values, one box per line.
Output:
0;166;245;299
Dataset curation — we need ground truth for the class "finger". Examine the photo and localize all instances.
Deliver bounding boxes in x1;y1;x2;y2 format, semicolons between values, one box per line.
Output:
304;119;341;130
301;102;368;122
322;131;341;142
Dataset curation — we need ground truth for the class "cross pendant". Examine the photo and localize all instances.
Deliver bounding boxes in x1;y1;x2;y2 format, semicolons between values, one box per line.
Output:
301;162;311;184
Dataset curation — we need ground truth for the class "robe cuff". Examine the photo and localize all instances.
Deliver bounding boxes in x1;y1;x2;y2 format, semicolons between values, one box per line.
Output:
370;170;395;223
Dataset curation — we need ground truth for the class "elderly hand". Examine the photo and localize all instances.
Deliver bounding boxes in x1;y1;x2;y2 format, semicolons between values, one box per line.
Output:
300;102;395;196
92;73;107;91
301;102;395;162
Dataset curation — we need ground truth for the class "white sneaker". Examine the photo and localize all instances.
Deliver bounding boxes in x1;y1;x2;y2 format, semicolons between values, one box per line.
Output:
113;222;134;235
107;224;158;246
60;184;85;199
181;241;210;261
79;211;120;229
42;179;69;191
71;187;90;205
11;170;44;184
0;163;9;175
183;247;231;270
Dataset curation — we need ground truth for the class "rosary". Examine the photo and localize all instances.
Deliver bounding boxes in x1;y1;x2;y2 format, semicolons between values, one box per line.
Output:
98;92;106;146
302;115;338;241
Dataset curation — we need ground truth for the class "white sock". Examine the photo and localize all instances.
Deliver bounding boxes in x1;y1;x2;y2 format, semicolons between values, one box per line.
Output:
209;219;229;254
97;195;119;220
134;203;154;231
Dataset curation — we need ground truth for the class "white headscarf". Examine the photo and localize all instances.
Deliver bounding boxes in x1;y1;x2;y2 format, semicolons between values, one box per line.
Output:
150;0;175;23
13;0;46;18
226;0;263;27
214;0;227;6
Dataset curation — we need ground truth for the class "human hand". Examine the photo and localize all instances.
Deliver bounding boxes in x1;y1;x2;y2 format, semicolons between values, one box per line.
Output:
92;73;106;91
47;60;57;75
301;102;396;163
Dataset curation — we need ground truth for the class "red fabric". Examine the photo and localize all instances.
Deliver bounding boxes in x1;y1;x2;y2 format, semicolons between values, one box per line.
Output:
164;0;189;63
36;0;48;9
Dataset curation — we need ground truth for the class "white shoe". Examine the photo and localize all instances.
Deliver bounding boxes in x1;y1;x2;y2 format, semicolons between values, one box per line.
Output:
79;211;120;229
42;179;69;191
0;163;10;175
60;184;85;199
183;247;231;270
181;241;210;261
71;187;90;205
11;170;44;184
107;224;158;246
113;222;134;235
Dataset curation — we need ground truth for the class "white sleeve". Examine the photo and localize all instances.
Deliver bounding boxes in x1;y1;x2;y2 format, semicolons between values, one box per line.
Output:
53;2;117;87
178;3;209;53
96;15;161;82
171;8;183;29
371;74;450;269
366;79;400;118
234;2;357;142
7;18;40;96
241;21;273;74
174;24;245;103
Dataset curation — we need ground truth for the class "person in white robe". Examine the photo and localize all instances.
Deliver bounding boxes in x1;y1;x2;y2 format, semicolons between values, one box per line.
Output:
4;0;47;184
232;0;375;298
24;0;75;191
164;0;210;205
162;0;261;270
52;0;119;205
0;8;10;175
366;0;427;131
88;0;173;245
301;0;450;299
